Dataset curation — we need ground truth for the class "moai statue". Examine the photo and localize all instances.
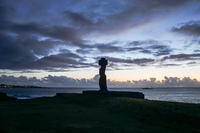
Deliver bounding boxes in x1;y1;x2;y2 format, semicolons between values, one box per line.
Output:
98;58;108;91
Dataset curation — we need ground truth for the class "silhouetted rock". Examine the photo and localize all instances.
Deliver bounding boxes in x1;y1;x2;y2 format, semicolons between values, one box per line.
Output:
0;92;17;101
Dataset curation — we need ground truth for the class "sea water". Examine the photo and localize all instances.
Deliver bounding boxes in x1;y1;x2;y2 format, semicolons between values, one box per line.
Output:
0;87;200;104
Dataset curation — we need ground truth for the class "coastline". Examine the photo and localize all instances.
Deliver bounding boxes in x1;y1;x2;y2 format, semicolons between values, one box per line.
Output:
1;87;200;104
0;93;200;133
0;92;17;101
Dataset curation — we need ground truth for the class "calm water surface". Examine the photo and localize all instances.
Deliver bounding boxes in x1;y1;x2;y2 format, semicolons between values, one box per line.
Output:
0;87;200;104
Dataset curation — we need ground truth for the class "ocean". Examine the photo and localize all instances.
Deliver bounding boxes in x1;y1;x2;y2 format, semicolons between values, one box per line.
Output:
0;87;200;104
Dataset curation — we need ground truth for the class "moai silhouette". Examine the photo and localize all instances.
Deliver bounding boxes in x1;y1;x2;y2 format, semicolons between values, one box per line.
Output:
98;58;108;91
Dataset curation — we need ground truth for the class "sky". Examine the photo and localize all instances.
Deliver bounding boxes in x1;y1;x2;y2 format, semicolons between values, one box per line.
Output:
0;0;200;87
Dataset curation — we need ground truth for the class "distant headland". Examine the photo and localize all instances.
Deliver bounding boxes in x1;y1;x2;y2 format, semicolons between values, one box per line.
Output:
0;84;43;88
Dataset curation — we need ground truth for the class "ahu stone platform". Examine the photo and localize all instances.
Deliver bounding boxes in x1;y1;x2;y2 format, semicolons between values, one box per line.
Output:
82;90;144;99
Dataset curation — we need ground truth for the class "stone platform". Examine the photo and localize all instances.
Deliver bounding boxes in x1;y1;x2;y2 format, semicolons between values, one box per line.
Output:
82;90;144;99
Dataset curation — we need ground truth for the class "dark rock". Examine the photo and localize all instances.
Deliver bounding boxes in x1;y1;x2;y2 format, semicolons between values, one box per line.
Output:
0;92;17;101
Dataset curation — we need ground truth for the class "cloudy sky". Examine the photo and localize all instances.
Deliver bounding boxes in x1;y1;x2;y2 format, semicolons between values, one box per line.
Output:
0;0;200;87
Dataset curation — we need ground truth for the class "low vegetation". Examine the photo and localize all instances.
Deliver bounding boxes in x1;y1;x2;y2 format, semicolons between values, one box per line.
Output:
0;93;200;133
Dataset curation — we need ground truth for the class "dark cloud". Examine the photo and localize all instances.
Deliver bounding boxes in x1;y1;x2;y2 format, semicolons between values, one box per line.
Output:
42;75;80;87
194;50;200;53
0;75;199;87
106;57;155;66
63;10;94;27
0;75;42;86
172;20;200;36
127;40;172;56
2;0;199;35
0;2;90;71
0;33;89;70
0;0;199;73
0;1;14;30
128;40;159;46
96;41;123;53
161;53;200;61
96;0;194;34
76;48;93;54
147;45;172;56
132;76;200;87
8;22;86;47
187;62;197;65
57;0;198;34
140;49;152;54
98;45;118;53
162;64;181;67
0;2;89;49
127;47;143;51
128;41;145;46
76;41;124;55
34;53;88;69
161;76;200;87
0;34;36;69
0;74;99;87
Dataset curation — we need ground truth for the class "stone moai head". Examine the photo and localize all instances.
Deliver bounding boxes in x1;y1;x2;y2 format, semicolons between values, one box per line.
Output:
99;58;108;66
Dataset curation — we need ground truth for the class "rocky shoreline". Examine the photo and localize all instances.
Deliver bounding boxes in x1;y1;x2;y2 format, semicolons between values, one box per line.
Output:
0;92;17;101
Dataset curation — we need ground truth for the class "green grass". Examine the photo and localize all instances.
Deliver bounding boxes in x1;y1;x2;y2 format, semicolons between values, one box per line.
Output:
0;94;200;133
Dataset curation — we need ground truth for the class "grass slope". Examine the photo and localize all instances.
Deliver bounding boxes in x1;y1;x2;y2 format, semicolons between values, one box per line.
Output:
0;93;200;133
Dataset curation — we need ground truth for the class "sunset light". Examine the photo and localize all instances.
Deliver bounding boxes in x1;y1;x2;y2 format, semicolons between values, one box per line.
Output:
0;0;200;87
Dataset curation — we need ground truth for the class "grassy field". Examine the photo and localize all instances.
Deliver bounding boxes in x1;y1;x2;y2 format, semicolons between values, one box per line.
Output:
0;93;200;133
